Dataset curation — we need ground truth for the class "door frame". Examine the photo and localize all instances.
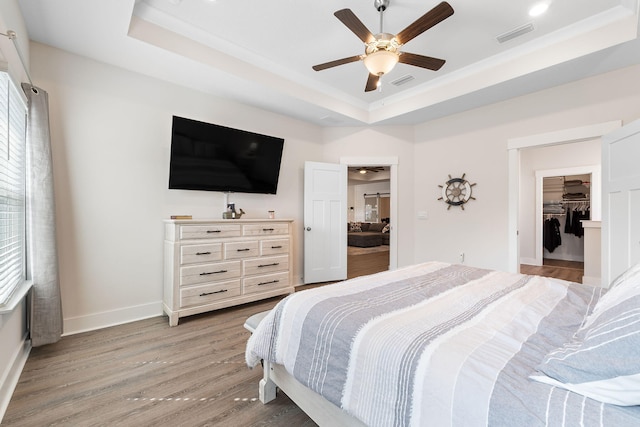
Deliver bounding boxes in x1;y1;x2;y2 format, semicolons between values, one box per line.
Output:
533;165;601;266
341;156;398;270
507;121;621;273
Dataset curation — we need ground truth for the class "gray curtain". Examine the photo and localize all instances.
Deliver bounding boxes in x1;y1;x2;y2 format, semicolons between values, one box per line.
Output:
22;83;63;347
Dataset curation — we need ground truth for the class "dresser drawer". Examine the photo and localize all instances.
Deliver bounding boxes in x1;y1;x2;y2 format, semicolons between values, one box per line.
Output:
180;224;241;240
243;272;290;295
181;243;222;265
180;260;241;286
243;223;289;236
224;240;259;259
180;280;241;307
243;255;289;276
260;238;289;256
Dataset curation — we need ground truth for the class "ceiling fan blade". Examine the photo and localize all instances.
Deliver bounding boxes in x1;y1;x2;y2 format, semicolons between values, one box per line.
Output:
312;55;362;71
334;9;375;44
395;1;454;45
365;73;379;92
398;52;446;71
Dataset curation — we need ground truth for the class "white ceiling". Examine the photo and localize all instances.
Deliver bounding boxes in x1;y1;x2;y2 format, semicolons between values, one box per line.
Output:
16;0;640;127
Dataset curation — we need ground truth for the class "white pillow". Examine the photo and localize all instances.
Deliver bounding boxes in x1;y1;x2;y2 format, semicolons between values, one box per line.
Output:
531;263;640;406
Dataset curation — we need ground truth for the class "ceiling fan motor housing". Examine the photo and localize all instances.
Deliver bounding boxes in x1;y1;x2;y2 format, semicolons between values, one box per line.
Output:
374;0;390;12
366;33;400;55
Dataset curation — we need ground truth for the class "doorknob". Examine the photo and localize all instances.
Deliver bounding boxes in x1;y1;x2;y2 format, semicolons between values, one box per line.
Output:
306;227;311;231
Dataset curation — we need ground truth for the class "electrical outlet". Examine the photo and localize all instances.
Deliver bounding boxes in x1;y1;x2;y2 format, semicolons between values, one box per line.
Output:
459;252;465;264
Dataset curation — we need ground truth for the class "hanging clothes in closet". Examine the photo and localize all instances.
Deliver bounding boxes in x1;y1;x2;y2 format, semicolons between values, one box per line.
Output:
569;205;590;237
544;217;562;252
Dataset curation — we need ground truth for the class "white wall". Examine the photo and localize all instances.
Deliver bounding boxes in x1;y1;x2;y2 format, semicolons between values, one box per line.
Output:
413;64;640;271
30;42;324;334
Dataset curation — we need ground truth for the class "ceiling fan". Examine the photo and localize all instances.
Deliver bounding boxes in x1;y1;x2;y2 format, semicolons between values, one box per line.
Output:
312;0;454;92
355;166;385;174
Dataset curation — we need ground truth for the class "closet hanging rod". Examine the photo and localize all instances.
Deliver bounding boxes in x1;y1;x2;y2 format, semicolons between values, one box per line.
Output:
561;199;590;204
0;30;34;88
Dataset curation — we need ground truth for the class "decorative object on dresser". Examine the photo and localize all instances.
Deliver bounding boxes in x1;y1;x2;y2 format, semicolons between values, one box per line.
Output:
163;219;294;326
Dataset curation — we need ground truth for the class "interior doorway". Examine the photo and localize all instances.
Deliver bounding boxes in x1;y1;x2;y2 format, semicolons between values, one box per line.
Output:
346;165;391;278
507;121;620;277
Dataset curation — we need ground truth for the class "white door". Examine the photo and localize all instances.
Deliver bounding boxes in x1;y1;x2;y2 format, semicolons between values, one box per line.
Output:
303;161;347;284
602;119;640;286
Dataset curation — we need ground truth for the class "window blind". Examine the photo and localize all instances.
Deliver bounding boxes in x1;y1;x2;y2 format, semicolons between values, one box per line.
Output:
0;72;27;306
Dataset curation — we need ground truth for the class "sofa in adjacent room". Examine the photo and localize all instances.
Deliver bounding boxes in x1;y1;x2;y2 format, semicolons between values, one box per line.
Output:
347;222;390;247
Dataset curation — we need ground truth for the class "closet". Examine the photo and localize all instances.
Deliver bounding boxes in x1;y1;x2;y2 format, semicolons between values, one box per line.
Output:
542;174;590;263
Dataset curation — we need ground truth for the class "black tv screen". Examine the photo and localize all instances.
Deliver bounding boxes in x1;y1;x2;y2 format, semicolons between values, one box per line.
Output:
168;116;284;194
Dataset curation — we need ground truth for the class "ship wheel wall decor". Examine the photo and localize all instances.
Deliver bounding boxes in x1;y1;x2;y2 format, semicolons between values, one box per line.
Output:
438;173;476;210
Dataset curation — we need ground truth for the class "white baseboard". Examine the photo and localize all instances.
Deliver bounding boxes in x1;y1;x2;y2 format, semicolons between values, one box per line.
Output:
519;257;539;266
63;301;164;336
0;335;30;422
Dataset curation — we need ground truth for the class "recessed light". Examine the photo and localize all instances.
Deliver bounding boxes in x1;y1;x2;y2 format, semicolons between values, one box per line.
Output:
529;2;549;17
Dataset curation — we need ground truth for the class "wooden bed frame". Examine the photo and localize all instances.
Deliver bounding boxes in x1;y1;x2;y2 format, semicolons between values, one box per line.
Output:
259;361;366;427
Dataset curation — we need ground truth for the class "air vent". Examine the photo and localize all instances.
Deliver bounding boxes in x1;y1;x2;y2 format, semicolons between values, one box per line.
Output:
496;22;534;44
390;75;415;86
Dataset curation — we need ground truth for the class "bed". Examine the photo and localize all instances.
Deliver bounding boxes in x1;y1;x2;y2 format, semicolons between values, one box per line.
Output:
246;261;640;426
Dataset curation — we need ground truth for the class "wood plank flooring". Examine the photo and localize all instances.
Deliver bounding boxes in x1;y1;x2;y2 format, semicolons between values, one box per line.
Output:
3;252;386;426
347;250;389;279
520;259;584;283
3;298;315;426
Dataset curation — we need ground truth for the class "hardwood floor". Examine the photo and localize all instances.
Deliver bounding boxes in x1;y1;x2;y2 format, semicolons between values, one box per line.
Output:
520;259;584;283
347;250;389;279
3;298;315;426
3;253;387;426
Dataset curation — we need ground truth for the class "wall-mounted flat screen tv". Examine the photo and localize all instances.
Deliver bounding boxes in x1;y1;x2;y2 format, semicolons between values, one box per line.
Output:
168;116;285;194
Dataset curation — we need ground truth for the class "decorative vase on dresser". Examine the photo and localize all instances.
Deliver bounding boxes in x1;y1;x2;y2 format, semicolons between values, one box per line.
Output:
163;219;294;326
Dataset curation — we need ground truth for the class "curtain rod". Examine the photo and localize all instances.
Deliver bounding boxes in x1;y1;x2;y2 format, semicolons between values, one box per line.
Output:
1;30;34;88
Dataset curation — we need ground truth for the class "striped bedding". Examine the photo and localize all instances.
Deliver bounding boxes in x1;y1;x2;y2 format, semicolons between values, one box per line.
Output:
246;262;640;426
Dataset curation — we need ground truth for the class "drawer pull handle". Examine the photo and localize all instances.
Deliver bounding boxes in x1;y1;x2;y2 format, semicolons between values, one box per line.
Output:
206;230;222;234
200;289;228;296
196;251;212;255
271;246;283;249
200;270;227;276
258;280;280;286
236;248;251;252
262;228;275;231
258;263;279;268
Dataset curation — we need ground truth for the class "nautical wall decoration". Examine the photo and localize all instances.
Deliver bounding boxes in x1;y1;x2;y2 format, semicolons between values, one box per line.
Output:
438;173;476;210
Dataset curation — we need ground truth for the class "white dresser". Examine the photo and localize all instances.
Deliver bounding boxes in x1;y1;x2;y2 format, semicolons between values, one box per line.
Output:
163;219;294;326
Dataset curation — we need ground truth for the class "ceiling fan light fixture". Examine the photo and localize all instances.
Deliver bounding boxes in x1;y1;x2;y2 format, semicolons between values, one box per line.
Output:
363;49;399;76
529;2;549;17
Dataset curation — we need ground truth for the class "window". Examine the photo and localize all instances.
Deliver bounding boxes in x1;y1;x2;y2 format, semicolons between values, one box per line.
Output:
0;72;27;306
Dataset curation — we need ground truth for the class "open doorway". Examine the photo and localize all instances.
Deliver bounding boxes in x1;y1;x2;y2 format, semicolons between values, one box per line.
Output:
508;121;620;280
529;171;593;282
346;166;391;279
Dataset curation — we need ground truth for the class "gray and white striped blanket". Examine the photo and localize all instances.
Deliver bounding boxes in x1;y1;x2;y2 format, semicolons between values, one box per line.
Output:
246;262;640;426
